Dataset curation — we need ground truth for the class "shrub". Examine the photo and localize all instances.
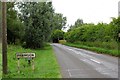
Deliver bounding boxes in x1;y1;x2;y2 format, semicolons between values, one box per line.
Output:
59;40;66;44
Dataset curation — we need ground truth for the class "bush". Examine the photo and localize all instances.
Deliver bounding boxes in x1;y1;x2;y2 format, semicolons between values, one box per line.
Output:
59;40;66;44
65;21;118;43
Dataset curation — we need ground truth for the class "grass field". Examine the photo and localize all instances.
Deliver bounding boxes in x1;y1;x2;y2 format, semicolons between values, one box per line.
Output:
64;42;119;57
3;44;61;78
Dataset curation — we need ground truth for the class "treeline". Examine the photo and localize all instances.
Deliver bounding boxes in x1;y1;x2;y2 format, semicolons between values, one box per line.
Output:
7;2;67;49
64;18;119;50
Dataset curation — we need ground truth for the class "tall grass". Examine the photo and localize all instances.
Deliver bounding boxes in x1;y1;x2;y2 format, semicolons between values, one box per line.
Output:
75;41;118;50
64;42;119;57
0;43;2;78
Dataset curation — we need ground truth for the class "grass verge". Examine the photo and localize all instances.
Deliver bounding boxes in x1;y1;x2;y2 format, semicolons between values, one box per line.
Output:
3;44;61;78
64;42;119;57
0;43;2;79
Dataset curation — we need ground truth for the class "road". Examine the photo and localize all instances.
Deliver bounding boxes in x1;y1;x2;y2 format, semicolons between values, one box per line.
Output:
52;43;118;78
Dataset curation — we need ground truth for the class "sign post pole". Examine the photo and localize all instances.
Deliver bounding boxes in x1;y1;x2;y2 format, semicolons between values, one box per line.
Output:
17;58;20;73
32;58;34;71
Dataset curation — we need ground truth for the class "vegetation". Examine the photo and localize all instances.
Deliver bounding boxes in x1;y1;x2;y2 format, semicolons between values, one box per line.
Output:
64;17;119;56
4;2;67;78
51;29;65;43
0;54;1;79
64;42;118;56
4;44;61;78
2;1;119;78
7;2;25;44
69;18;83;31
7;2;67;49
0;2;1;39
0;40;1;74
59;40;66;44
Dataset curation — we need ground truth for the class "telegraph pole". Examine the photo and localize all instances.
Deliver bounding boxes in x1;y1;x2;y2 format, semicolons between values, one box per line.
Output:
2;2;7;74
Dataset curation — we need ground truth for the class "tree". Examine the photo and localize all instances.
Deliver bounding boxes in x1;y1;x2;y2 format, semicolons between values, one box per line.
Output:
7;2;25;44
52;13;67;30
109;17;120;42
51;29;64;43
65;22;115;42
18;2;55;48
69;19;83;30
75;19;83;27
17;2;67;48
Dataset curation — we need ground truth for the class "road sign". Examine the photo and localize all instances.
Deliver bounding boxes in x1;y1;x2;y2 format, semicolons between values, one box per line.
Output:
16;53;35;73
16;53;35;58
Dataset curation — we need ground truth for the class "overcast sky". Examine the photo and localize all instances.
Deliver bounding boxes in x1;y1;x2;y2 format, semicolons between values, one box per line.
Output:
52;0;120;28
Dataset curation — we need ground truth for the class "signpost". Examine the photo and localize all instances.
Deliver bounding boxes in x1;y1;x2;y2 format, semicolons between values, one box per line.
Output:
16;53;35;73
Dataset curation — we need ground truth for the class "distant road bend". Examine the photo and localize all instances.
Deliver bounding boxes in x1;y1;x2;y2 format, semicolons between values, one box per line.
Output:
52;43;118;78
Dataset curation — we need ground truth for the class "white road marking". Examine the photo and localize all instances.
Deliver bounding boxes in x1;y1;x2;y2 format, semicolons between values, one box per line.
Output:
90;59;101;64
68;48;73;51
68;69;72;77
63;69;82;71
68;48;102;64
68;48;79;54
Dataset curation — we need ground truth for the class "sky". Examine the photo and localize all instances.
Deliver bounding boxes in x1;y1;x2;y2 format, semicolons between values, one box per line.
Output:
52;0;120;31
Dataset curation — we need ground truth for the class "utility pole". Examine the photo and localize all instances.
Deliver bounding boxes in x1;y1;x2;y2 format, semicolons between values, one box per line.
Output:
118;1;120;16
2;2;7;74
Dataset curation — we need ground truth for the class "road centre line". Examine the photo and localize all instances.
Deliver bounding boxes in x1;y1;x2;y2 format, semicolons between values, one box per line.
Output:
67;47;102;65
90;59;101;64
67;48;79;54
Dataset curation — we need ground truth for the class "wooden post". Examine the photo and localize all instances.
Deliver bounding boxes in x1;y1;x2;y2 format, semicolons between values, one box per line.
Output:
2;2;7;74
17;58;20;73
32;58;34;71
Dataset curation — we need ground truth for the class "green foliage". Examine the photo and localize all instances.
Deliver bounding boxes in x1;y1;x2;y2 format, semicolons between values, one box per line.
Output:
0;43;1;78
18;2;53;48
52;13;67;30
59;40;66;44
64;42;119;57
65;17;119;56
109;17;120;41
6;2;67;48
69;19;83;31
5;44;61;78
66;18;119;43
51;29;64;43
17;2;67;49
7;3;25;44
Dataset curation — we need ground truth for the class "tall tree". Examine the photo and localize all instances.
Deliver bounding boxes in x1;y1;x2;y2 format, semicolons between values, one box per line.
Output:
109;17;120;42
70;19;83;30
74;19;83;27
7;2;24;44
52;13;67;30
18;2;55;48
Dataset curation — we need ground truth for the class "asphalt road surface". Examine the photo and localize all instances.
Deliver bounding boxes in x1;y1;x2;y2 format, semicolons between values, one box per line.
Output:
52;43;118;78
